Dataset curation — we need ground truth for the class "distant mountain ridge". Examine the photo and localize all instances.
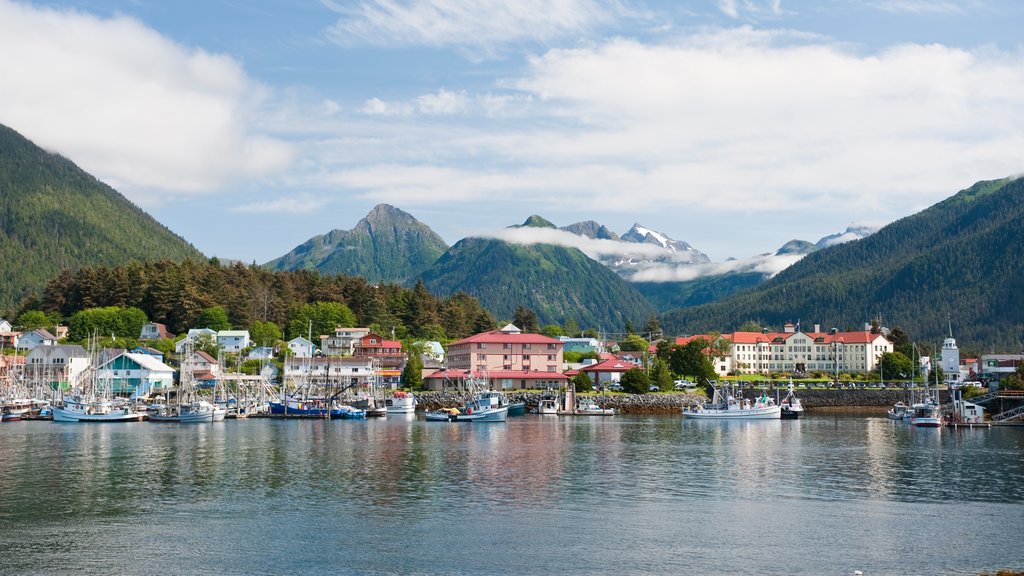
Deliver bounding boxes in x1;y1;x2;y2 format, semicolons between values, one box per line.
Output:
0;123;204;312
265;204;449;285
660;177;1024;348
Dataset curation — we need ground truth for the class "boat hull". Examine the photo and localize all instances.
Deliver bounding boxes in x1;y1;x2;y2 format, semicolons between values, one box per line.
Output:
506;402;526;417
52;408;143;423
425;406;508;422
269;402;330;417
385;394;417;414
682;405;782;419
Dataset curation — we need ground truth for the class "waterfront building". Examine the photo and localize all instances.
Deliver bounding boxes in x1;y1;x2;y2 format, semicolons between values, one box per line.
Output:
978;354;1024;381
354;332;406;385
319;327;371;357
283;355;374;389
24;344;90;388
96;351;175;397
677;324;892;376
580;358;637;387
422;368;568;392
446;324;563;374
559;336;605;355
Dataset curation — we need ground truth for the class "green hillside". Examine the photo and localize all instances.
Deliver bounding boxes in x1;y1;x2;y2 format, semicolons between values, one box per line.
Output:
0;124;204;312
418;237;656;329
266;204;448;285
661;177;1024;349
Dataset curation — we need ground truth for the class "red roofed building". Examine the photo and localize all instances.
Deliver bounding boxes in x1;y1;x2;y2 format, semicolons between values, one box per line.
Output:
354;332;407;383
580;357;637;387
446;323;563;373
422;368;568;392
674;327;891;376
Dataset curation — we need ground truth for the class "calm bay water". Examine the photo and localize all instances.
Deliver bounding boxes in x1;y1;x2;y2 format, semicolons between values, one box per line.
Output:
2;413;1023;575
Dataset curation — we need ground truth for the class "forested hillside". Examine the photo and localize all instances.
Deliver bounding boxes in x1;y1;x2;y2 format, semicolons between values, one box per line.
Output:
661;177;1024;349
33;259;496;341
0;124;203;312
419;237;656;330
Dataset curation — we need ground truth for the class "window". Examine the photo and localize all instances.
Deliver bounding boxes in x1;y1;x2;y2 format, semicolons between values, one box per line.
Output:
523;344;531;350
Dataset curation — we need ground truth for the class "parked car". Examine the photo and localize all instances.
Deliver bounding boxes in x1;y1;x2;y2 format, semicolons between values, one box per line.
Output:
673;380;694;390
649;385;660;392
608;383;623;392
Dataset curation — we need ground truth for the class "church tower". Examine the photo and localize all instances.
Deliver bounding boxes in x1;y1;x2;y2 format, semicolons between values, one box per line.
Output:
941;317;960;385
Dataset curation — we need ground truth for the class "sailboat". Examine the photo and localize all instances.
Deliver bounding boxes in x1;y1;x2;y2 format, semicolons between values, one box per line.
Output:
52;337;143;423
909;347;943;428
149;341;226;423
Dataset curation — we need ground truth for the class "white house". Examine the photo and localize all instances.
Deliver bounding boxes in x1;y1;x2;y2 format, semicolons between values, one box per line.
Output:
0;319;13;332
217;330;251;352
287;336;316;358
247;346;275;360
319;327;370;357
175;328;217;353
283;355;374;388
16;329;58;351
24;344;91;388
97;352;175;397
187;351;222;380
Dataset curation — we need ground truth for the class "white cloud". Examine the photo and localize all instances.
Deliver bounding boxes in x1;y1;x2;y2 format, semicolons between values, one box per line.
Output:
321;0;626;55
0;1;294;203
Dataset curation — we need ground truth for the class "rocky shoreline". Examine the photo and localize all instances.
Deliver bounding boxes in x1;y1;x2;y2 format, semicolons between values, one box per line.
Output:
413;388;935;414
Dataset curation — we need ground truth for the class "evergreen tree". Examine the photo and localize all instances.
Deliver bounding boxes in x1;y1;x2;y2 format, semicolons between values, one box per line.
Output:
572;371;592;393
620;368;649;394
650;357;673;391
401;349;424;390
513;305;540;333
196;306;232;331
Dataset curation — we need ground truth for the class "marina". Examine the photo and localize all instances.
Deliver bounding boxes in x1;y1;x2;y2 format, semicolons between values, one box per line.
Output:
1;412;1022;575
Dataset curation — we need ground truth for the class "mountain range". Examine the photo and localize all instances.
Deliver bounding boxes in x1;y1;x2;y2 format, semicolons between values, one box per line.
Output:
0;124;203;312
660;177;1024;349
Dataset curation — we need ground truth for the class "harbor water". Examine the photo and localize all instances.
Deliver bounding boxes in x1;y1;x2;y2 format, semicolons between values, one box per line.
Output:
1;413;1023;575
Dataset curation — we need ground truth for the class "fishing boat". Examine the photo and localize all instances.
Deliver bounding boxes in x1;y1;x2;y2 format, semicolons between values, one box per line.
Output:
268;396;332;417
779;380;804;420
536;391;558;415
330;403;367;419
574;399;616;416
424;391;508;422
909;398;943;427
148;342;226;423
52;337;144;423
682;381;781;419
385;390;417;414
887;401;910;420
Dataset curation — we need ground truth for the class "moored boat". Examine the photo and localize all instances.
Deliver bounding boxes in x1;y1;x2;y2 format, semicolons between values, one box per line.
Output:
682;381;781;420
574;399;616;416
909;399;943;427
52;395;143;423
779;381;804;420
385;391;417;414
424;392;508;422
887;401;910;421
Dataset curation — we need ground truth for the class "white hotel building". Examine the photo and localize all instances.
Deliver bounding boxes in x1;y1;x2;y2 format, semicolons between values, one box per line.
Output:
678;323;893;377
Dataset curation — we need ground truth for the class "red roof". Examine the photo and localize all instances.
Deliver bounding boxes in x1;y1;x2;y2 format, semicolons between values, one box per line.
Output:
450;330;563;346
424;369;567;380
582;358;638;373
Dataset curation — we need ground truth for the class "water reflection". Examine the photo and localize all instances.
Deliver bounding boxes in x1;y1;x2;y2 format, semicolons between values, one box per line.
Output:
2;414;1024;575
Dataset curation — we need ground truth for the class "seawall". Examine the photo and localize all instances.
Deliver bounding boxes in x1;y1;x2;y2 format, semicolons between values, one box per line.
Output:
413;388;935;414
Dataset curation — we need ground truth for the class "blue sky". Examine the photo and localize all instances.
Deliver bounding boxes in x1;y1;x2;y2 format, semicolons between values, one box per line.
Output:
2;0;1022;266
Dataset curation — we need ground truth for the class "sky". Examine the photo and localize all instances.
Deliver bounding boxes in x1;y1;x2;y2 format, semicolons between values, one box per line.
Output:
1;0;1023;267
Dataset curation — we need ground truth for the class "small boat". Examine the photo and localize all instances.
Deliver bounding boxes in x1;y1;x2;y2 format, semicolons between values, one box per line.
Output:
330;404;367;419
909;399;943;427
149;400;226;423
574;399;616;416
2;407;26;421
385;391;417;414
506;401;527;417
537;396;558;415
887;401;910;421
424;392;509;422
779;381;804;420
269;397;332;417
52;396;144;423
682;381;781;420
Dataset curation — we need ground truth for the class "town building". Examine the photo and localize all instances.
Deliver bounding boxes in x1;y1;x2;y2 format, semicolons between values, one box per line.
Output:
174;328;217;353
287;336;316;358
677;323;893;377
580;357;638;387
354;332;406;385
319;327;371;357
24;344;91;388
558;336;605;355
16;328;58;351
283;355;375;389
446;324;563;373
216;330;250;352
97;352;175;397
139;322;172;340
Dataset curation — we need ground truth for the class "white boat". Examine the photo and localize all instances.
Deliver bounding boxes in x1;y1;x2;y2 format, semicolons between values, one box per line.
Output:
150;399;226;423
682;381;781;419
424;392;508;422
887;401;910;420
780;381;804;419
574;399;616;416
909;395;943;427
537;395;558;415
385;391;417;414
52;395;143;423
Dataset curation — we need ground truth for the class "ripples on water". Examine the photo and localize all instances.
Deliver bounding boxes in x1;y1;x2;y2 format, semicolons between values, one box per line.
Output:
2;414;1023;575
